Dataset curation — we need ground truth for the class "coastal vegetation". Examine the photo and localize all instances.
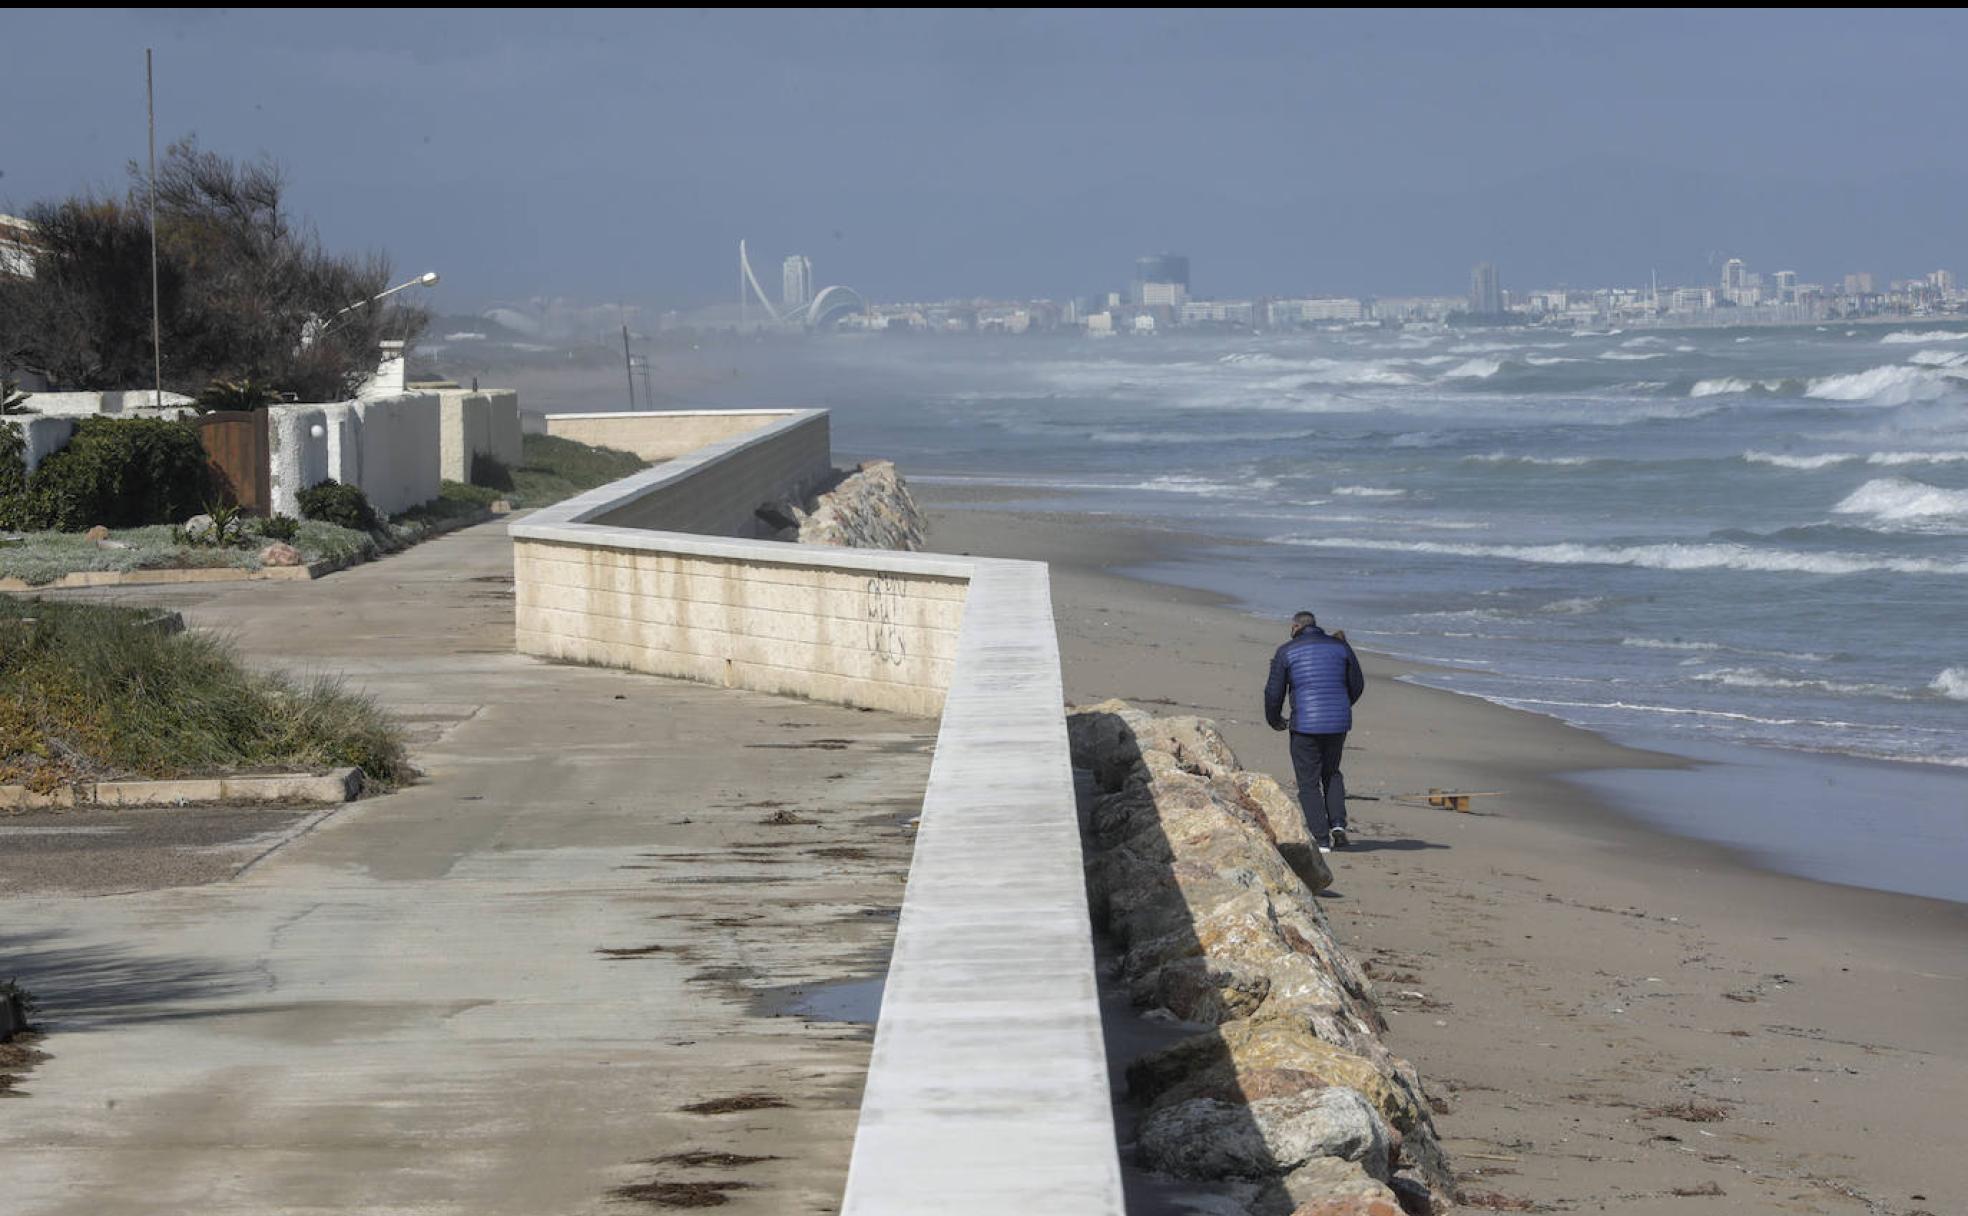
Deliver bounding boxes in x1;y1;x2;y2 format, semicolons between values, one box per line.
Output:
0;597;407;791
0;140;426;401
505;433;647;506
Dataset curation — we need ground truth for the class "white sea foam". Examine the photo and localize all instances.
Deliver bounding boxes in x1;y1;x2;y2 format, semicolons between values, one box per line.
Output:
1621;335;1667;347
1443;357;1503;379
1832;477;1968;524
1270;535;1968;576
1743;450;1855;469
1465;452;1595;466
1692;377;1754;398
1804;364;1961;405
1137;474;1279;497
1332;485;1407;498
1540;596;1606;614
1881;330;1968;344
1908;349;1968;367
1523;355;1582;365
1868;450;1968;465
1600;350;1668;361
1692;667;1910;698
1622;637;1722;651
1933;668;1968;700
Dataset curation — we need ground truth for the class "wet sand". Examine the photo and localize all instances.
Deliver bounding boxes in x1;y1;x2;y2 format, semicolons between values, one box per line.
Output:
926;492;1968;1215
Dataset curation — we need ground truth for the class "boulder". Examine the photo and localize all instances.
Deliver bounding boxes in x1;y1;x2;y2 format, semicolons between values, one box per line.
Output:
1269;1157;1404;1216
182;513;217;543
1129;1019;1418;1136
1138;1086;1393;1181
258;542;304;567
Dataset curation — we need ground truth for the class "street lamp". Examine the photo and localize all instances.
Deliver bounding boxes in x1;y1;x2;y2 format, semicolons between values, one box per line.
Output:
300;271;440;349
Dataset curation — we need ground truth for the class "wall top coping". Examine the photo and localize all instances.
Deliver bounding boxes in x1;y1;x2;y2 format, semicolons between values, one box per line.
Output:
546;407;810;421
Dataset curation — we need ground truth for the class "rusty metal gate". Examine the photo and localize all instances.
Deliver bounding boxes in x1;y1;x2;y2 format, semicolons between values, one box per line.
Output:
193;410;271;515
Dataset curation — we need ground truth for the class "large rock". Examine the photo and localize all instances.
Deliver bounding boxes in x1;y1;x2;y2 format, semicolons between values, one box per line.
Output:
1129;1019;1420;1136
1270;1157;1404;1216
258;542;304;568
795;460;928;550
1138;1087;1393;1182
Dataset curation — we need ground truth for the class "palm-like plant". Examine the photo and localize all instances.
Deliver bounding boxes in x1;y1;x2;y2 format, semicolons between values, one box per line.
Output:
0;377;31;415
194;377;282;413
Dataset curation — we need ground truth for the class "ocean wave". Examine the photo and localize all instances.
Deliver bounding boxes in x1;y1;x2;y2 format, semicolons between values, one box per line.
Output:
1523;355;1582;365
1600;350;1668;361
1332;485;1407;498
1539;596;1606;614
1621;335;1667;347
1442;357;1503;379
1869;450;1968;465
1691;377;1769;398
1832;476;1968;525
1743;450;1854;469
1933;668;1968;700
1805;364;1963;405
1908;349;1968;367
1270;535;1968;576
1692;667;1911;699
1465;452;1596;466
1881;330;1968;344
1621;637;1721;651
1486;694;1922;733
1138;474;1279;497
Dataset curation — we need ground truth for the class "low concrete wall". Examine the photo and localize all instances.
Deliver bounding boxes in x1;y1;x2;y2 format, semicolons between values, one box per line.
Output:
267;393;440;519
508;410;1124;1212
19;390;194;417
3;415;77;475
437;389;523;483
544;409;792;462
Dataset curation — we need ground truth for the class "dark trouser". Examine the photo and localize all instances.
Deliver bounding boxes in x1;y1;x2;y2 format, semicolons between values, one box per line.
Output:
1289;731;1348;839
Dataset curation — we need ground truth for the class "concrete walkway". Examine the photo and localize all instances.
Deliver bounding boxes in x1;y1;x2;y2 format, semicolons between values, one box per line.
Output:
1;521;934;1215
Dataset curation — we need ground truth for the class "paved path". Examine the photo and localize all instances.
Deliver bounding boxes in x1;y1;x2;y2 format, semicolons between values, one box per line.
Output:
1;521;933;1215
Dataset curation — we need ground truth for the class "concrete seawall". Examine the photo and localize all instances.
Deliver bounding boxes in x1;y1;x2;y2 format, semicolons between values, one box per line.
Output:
508;409;1125;1213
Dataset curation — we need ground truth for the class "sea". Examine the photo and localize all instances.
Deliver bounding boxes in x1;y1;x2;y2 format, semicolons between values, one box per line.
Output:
566;321;1968;900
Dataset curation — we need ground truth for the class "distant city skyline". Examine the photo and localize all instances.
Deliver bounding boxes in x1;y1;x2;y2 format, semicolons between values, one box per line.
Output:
9;12;1963;312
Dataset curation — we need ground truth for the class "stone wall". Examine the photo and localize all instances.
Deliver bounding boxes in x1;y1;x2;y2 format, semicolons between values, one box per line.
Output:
266;393;441;519
1070;700;1454;1216
543;409;792;463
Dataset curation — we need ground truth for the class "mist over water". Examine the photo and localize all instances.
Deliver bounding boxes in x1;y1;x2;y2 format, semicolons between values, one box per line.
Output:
640;323;1968;771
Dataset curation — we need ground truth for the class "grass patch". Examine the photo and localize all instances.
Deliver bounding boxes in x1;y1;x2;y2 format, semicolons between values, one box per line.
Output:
0;597;408;791
508;433;647;508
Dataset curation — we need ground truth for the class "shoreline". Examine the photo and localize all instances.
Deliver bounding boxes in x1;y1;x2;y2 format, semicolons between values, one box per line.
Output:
919;489;1968;1212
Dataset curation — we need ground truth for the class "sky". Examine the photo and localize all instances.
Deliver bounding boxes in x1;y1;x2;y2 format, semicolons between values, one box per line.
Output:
5;10;1966;313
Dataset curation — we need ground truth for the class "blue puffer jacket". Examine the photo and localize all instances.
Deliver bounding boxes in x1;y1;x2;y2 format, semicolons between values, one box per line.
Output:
1265;628;1365;734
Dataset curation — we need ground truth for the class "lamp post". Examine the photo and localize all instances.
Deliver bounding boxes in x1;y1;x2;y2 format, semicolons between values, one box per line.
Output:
300;271;440;349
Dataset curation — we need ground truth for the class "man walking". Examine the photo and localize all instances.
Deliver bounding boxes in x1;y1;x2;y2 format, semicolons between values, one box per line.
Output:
1264;611;1365;851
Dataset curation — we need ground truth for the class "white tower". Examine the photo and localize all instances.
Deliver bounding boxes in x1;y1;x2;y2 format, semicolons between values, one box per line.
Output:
782;255;812;312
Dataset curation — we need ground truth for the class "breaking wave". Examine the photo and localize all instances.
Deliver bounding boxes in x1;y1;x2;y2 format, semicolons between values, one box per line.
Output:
1691;667;1911;699
1332;485;1407;498
1880;330;1968;344
1806;364;1962;405
1600;350;1668;361
1465;453;1596;466
1908;349;1968;367
1442;357;1503;379
1832;477;1968;526
1933;668;1968;700
1270;535;1968;576
1743;450;1854;469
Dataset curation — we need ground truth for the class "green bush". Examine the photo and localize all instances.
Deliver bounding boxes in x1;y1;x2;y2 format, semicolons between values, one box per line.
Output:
469;451;515;491
0;424;28;530
257;513;301;541
510;433;647;508
0;596;408;788
297;479;379;532
15;416;212;531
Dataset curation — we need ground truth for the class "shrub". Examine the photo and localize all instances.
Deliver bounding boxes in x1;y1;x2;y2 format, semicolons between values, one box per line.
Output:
195;377;282;413
509;433;647;507
19;416;212;531
0;425;28;530
296;479;378;532
256;513;301;541
469;451;515;491
0;596;409;787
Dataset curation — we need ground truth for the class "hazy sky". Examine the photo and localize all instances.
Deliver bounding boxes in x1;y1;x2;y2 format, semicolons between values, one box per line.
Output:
6;10;1964;312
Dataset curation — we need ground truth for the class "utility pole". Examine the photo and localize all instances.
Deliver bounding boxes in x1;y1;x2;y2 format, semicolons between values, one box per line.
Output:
622;324;635;410
145;48;163;408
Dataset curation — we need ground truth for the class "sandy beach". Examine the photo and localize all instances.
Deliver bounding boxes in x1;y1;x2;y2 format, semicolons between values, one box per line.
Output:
923;489;1968;1215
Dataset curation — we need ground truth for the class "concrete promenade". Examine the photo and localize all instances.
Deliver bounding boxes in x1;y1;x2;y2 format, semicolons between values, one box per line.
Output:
1;521;935;1215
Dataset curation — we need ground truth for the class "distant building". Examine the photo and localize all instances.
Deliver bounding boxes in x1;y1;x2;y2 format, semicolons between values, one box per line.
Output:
1135;253;1189;291
1181;299;1254;326
1085;311;1114;335
1267;297;1365;326
1670;286;1714;312
1469;262;1502;315
1131;314;1157;334
0;213;40;278
1929;269;1956;293
782;255;813;312
1773;270;1798;303
1721;258;1747;292
1843;272;1875;296
1140;280;1187;308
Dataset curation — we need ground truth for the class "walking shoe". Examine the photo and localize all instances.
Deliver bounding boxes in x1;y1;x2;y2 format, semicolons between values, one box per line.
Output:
1316;837;1332;854
1330;827;1349;850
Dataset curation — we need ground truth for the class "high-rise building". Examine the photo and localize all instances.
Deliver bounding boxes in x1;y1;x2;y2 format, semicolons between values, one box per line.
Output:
1132;253;1189;305
1929;269;1956;293
1843;272;1875;296
1721;258;1747;292
1774;270;1798;304
1469;262;1502;315
782;255;813;311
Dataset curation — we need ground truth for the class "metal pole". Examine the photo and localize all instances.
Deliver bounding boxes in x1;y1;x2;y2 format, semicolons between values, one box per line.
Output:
622;325;635;411
146;48;163;408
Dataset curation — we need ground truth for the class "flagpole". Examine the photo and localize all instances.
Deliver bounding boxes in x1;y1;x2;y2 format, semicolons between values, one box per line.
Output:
146;48;162;408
